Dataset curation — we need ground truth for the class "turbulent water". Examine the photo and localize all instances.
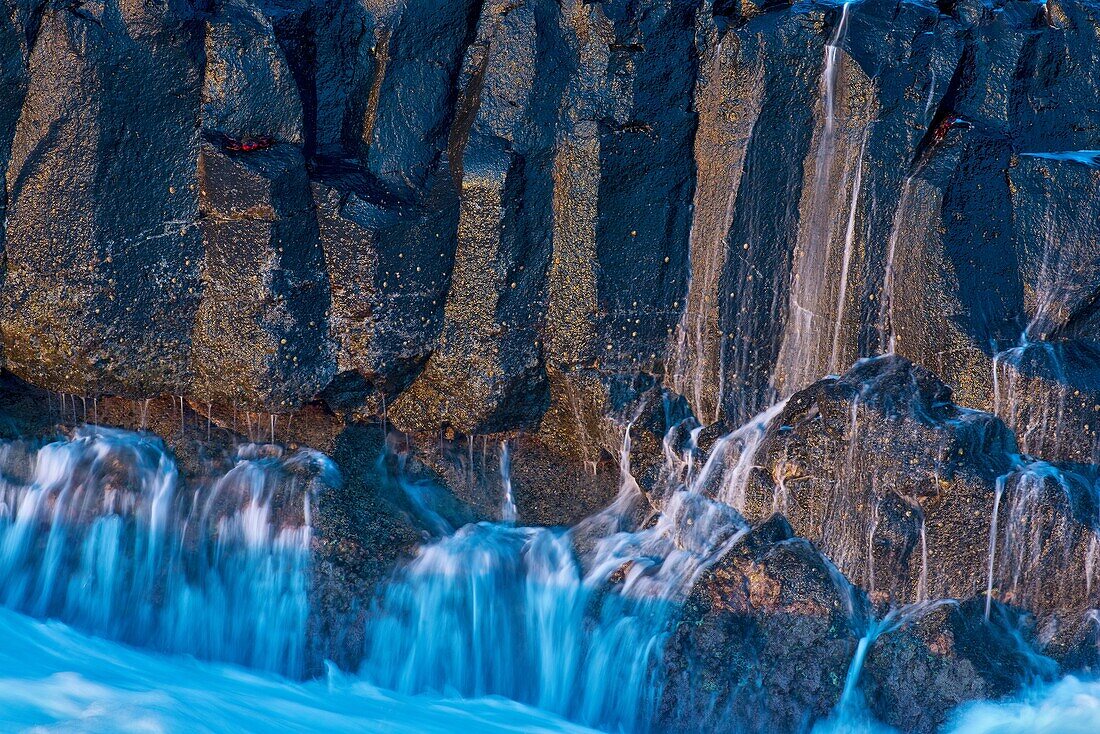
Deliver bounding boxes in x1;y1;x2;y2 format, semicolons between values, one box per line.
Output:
0;605;596;733
0;427;326;677
0;422;1097;732
2;601;1097;734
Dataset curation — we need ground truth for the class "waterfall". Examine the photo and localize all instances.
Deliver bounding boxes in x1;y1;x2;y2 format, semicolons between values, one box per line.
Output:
361;413;772;732
361;506;747;732
827;128;868;375
775;1;870;395
0;427;333;677
984;474;1006;620
918;512;929;602
500;439;517;523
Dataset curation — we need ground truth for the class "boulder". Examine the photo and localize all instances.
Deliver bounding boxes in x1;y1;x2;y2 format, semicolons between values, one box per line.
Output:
732;355;1100;625
661;515;865;734
862;599;1059;734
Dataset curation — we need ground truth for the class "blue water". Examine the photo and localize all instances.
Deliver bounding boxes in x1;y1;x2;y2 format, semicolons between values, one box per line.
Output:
0;428;325;677
0;425;1097;733
0;600;1097;733
0;605;596;733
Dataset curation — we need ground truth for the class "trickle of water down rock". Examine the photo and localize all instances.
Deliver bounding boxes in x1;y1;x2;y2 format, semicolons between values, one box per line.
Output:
0;355;1094;732
1;0;1100;731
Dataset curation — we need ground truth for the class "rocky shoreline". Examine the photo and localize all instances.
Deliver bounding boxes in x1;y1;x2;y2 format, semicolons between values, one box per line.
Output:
1;0;1099;730
0;354;1094;732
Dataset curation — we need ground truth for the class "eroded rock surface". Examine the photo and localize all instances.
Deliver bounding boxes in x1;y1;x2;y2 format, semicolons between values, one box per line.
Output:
737;356;1099;627
0;0;1097;473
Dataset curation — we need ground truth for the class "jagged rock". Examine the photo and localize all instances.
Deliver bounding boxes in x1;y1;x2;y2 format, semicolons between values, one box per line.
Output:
739;355;1100;625
739;356;1012;603
676;3;826;426
861;599;1059;734
304;0;471;409
0;0;1092;461
2;0;204;396
521;366;635;523
0;0;1095;463
741;356;1014;603
192;140;334;411
311;161;459;407
661;515;865;734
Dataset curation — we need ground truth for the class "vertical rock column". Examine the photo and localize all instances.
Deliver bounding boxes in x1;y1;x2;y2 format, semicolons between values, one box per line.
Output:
191;0;333;411
0;0;30;279
589;0;697;375
391;0;564;434
667;5;766;425
710;6;824;424
2;0;204;396
311;0;476;404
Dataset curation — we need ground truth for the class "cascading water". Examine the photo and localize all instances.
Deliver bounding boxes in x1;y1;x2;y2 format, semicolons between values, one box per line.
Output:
774;1;872;396
828;127;868;375
984;457;1100;619
844;601;957;708
880;176;913;355
361;416;757;733
0;426;333;677
992;340;1074;459
692;399;788;511
500;439;517;523
0;401;1093;733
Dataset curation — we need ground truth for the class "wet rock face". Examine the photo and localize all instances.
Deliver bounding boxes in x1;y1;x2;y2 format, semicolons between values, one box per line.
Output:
742;356;1016;603
193;139;334;410
661;515;864;734
0;0;1099;465
740;355;1100;629
2;2;1100;725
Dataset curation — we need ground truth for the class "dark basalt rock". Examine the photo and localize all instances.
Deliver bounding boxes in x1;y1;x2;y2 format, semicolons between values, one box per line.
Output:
740;355;1100;629
2;0;204;397
663;511;1067;734
661;515;865;734
193;140;334;411
0;0;1097;460
204;0;303;146
861;599;1059;734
